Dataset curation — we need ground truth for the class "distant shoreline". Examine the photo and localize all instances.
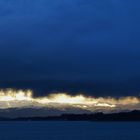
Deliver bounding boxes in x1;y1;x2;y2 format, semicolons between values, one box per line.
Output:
1;110;140;121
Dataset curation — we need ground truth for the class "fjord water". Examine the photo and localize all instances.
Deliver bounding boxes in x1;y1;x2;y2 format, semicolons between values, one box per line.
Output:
0;122;140;140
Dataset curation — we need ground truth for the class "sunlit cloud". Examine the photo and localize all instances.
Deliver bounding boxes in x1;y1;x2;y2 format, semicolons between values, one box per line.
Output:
0;89;140;114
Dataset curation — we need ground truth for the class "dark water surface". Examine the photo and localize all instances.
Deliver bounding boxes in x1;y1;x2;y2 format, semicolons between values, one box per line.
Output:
0;121;140;140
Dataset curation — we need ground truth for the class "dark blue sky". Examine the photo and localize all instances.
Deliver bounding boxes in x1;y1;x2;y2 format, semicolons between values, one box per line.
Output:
0;0;140;95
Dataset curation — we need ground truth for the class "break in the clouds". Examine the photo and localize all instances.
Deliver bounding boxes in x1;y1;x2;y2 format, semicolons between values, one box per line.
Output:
0;89;140;118
0;0;140;82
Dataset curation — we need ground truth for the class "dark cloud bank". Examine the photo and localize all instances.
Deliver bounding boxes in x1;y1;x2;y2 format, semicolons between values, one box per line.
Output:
0;0;140;96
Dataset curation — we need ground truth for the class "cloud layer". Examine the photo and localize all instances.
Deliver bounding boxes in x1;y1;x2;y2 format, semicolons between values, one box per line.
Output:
0;0;140;82
0;89;140;117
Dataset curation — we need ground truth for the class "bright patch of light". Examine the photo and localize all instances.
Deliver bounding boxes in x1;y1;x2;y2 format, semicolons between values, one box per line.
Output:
0;89;140;113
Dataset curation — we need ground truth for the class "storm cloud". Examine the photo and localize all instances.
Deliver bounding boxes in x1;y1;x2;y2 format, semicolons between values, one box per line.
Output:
0;0;140;96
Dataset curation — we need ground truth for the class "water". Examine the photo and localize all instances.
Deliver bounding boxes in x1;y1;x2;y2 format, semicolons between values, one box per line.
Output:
0;121;140;140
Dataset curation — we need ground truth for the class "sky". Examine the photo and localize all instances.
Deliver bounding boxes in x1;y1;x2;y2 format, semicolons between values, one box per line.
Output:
0;0;140;96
